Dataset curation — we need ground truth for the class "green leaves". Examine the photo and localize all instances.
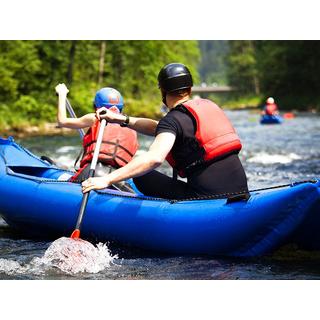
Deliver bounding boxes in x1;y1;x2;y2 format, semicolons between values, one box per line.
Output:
227;41;260;95
0;40;200;131
224;40;320;109
0;41;42;98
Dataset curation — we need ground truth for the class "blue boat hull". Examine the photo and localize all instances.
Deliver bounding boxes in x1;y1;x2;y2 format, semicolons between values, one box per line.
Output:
260;114;283;124
0;137;319;257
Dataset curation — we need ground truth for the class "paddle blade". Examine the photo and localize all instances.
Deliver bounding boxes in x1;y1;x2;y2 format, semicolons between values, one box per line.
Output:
70;229;80;239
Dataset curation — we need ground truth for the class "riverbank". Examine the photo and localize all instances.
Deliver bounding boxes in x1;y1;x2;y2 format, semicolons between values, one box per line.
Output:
0;123;75;139
0;107;258;138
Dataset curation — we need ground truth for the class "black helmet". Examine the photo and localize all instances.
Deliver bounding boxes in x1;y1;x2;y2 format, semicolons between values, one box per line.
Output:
158;63;193;93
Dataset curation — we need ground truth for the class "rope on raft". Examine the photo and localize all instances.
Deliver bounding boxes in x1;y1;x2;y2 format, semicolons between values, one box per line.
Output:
31;176;319;204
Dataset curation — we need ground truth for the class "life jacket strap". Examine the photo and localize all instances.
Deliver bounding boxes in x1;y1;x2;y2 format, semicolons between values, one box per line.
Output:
84;140;135;157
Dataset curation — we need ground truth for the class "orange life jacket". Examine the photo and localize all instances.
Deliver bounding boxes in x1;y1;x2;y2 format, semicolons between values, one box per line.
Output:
166;99;242;177
70;121;138;182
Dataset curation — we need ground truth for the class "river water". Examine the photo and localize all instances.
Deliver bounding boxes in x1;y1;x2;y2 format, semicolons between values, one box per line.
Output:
1;110;320;280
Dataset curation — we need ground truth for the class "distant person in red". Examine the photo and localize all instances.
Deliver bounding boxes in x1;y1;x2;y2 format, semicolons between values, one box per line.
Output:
262;97;279;116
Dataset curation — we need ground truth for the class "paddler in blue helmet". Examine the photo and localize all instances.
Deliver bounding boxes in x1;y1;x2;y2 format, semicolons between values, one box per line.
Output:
55;84;138;187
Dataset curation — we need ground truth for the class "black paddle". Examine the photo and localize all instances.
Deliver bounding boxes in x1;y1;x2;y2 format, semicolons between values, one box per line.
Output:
70;118;107;239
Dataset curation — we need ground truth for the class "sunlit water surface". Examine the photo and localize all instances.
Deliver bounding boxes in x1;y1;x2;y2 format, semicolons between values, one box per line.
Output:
1;110;320;279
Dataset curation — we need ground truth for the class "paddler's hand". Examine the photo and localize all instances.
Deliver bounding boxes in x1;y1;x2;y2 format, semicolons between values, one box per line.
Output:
81;176;111;193
96;107;126;124
55;83;69;96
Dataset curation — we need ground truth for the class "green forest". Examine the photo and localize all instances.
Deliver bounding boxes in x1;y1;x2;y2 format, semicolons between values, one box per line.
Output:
1;40;320;134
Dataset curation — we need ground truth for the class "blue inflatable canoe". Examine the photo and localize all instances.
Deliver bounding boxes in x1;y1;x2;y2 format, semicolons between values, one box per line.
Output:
0;137;319;257
260;114;283;124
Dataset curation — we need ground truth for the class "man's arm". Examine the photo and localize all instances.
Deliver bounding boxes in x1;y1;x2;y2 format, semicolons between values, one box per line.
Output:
108;132;175;182
81;132;176;193
96;107;158;136
125;117;159;136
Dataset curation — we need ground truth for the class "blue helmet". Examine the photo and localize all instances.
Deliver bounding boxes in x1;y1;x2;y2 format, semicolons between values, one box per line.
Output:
94;87;124;112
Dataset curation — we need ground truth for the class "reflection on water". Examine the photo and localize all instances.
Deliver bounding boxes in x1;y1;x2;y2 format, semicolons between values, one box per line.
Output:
1;110;320;279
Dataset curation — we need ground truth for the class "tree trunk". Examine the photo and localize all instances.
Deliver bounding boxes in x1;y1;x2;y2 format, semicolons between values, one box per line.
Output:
98;41;106;86
253;75;260;95
67;40;77;85
248;40;260;95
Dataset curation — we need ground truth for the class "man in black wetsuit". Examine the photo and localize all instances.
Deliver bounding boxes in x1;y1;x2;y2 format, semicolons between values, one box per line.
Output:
81;63;248;200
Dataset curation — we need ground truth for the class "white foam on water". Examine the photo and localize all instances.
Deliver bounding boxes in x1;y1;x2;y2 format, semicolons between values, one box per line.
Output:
0;237;117;276
37;237;117;274
56;146;79;153
0;257;45;275
54;145;81;169
247;152;301;164
54;155;76;169
0;258;24;274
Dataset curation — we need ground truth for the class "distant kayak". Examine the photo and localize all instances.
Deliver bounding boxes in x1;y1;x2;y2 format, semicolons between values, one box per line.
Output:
260;114;283;124
283;112;295;119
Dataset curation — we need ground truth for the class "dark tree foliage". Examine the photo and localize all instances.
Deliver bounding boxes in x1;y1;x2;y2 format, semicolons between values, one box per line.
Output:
256;40;320;108
224;40;320;109
198;40;229;85
0;40;200;129
227;40;260;95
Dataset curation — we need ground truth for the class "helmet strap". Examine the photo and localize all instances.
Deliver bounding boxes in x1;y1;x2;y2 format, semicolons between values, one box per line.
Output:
161;89;168;106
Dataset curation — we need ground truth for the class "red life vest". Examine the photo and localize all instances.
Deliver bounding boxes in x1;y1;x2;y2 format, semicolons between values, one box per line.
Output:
70;121;138;182
166;99;242;177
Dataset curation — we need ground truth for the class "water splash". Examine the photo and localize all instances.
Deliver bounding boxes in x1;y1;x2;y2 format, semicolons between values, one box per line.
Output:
247;152;301;164
0;237;117;276
38;237;117;274
0;257;49;276
0;258;24;274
